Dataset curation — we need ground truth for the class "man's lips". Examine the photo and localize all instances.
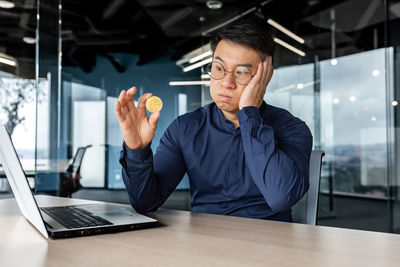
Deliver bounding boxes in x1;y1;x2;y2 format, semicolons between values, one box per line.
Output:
218;94;232;101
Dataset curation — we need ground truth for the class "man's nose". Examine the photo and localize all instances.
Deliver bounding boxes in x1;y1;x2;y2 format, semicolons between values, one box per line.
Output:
221;72;236;89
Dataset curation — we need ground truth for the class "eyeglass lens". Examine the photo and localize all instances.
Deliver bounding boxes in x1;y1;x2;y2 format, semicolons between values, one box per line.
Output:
207;62;251;85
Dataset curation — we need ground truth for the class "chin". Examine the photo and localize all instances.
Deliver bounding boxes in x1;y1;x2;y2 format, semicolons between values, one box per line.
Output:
215;101;239;113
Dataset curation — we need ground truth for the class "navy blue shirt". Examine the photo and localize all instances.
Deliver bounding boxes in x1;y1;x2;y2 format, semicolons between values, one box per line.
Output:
119;102;313;222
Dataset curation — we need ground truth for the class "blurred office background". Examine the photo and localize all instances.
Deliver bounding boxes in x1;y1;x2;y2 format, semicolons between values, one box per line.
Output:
1;0;400;233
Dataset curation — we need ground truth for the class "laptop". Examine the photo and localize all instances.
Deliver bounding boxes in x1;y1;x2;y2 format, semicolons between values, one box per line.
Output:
0;125;157;238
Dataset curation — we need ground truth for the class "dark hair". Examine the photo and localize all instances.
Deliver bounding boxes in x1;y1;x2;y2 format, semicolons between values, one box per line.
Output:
210;23;275;61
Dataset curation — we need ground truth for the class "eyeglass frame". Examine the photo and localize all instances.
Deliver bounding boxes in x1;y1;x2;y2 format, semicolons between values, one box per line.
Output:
205;62;255;85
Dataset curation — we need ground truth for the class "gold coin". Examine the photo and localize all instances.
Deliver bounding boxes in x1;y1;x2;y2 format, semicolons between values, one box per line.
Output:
146;96;163;113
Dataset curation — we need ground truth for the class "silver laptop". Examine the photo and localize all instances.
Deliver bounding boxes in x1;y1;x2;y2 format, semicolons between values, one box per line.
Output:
0;125;157;238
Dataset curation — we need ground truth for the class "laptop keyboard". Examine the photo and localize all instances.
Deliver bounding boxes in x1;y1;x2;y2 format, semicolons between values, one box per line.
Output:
41;206;113;229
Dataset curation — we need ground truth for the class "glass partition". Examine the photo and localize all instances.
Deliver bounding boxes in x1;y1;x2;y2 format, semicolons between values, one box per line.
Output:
107;96;124;189
320;48;391;197
389;0;400;233
266;63;315;137
0;0;39;193
70;83;106;187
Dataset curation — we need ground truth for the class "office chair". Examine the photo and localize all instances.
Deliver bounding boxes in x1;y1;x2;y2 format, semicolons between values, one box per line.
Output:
60;145;92;197
291;150;325;225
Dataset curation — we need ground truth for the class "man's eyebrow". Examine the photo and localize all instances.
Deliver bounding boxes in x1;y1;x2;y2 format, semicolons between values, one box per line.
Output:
214;56;224;62
237;63;253;68
214;56;253;68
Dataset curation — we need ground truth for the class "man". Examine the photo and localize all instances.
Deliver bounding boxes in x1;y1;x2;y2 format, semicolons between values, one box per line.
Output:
115;23;313;222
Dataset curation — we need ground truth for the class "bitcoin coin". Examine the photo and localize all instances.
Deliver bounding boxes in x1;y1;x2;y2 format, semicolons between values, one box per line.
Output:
146;96;163;113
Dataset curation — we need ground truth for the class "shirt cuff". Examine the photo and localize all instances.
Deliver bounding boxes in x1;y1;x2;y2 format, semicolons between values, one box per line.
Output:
123;142;152;162
238;106;262;126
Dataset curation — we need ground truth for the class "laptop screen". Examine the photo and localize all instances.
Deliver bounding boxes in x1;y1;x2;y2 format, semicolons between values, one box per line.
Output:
0;125;48;238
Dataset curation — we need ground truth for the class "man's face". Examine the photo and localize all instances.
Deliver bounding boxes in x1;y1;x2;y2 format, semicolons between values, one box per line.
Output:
210;39;262;114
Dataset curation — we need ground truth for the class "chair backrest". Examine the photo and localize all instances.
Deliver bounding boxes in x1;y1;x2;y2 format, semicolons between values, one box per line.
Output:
291;150;325;225
67;145;92;174
71;147;86;173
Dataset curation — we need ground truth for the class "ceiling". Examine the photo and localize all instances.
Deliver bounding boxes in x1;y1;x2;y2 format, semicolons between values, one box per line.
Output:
0;0;399;77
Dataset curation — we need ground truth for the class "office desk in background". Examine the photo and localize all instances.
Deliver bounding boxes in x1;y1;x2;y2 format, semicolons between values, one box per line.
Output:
1;195;400;267
0;159;70;192
0;158;70;176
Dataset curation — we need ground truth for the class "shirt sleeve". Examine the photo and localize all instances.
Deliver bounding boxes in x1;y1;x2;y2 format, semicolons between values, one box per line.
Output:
119;118;187;213
238;106;313;213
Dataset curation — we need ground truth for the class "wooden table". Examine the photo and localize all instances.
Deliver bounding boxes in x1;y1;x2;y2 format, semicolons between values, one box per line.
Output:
1;195;400;266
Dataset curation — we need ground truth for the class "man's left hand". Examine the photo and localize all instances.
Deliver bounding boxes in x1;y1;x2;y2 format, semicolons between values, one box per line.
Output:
239;56;274;110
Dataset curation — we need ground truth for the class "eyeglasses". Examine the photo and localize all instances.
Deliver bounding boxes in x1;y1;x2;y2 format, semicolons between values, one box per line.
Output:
206;62;254;85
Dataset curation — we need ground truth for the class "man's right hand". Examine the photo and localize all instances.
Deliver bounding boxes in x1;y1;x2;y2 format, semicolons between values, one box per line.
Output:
115;86;160;149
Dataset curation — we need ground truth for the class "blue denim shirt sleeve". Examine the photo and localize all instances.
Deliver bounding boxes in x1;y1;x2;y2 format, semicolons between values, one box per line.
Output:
119;118;186;213
237;106;313;212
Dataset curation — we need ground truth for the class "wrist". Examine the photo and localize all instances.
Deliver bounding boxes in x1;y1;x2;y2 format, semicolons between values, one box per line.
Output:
123;142;152;162
239;97;263;110
124;140;147;150
239;103;258;110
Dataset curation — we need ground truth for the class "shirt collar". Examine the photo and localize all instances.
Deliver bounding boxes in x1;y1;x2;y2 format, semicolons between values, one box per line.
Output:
212;101;267;132
212;103;237;132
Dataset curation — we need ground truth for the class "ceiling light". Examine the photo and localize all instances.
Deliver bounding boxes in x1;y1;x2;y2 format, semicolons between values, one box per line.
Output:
372;70;380;76
350;96;357;102
333;98;340;104
330;59;337;66
206;0;223;10
0;0;15;9
176;43;210;66
267;19;305;44
371;116;376;122
0;53;17;66
201;74;210;79
183;57;212;72
169;81;210;86
392;100;398;107
189;50;212;64
273;38;305;57
297;83;304;89
0;57;16;66
23;36;36;44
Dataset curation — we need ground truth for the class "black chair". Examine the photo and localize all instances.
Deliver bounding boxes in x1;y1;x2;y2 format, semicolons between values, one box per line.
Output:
60;145;92;197
292;150;325;225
